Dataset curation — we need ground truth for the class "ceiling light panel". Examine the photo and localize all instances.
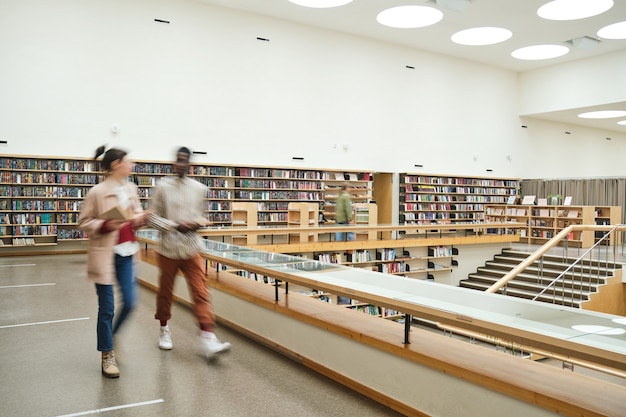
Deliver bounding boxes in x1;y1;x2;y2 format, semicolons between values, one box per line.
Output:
578;110;626;119
597;21;626;39
377;6;443;29
511;44;569;60
451;27;512;46
537;0;614;21
288;0;352;8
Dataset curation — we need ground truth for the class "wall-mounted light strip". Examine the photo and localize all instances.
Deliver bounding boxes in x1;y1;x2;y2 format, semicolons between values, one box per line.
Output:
414;164;423;167
486;169;493;172
0;140;7;145
154;19;170;24
292;157;304;160
406;65;415;69
257;37;270;42
192;151;207;155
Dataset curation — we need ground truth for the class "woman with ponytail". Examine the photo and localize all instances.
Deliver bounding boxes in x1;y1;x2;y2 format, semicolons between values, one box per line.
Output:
78;146;147;378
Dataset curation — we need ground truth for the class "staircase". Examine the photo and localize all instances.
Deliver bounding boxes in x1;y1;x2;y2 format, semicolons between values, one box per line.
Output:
459;248;620;308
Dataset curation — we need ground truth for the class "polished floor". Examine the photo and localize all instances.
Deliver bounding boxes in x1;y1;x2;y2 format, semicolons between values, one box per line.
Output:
0;254;403;417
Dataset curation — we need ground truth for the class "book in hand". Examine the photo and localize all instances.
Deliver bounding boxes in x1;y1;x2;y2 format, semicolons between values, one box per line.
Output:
101;205;132;221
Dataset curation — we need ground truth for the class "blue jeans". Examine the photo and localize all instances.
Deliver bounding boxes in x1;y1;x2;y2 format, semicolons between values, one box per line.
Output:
335;223;355;242
95;254;136;352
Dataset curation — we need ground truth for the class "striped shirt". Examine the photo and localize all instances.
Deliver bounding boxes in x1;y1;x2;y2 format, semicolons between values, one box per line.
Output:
148;176;208;260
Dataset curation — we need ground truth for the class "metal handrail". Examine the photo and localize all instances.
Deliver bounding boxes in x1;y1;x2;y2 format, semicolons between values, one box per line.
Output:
486;224;626;295
531;225;620;303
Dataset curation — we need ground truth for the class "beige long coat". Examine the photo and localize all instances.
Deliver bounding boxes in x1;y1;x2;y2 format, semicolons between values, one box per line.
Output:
78;177;142;285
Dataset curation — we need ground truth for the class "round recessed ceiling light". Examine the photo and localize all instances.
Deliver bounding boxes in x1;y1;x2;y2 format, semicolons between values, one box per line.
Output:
578;110;626;119
288;0;352;8
572;324;625;335
511;44;569;60
377;5;443;29
538;0;613;21
451;27;512;46
598;21;626;39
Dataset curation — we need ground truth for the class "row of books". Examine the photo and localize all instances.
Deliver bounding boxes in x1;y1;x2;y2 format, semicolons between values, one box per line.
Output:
403;175;519;188
0;159;95;172
235;191;321;200
3;186;88;198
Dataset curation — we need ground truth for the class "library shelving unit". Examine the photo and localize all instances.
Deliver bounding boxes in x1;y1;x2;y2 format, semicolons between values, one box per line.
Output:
376;245;458;281
231;202;258;246
594;206;622;246
321;171;373;224
300;290;404;322
353;202;378;241
399;173;520;226
287;202;319;243
235;167;324;227
0;156;99;248
1;154;382;252
484;204;597;248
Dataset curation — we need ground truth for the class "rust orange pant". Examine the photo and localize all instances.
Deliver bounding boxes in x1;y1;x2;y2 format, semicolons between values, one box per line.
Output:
155;253;215;331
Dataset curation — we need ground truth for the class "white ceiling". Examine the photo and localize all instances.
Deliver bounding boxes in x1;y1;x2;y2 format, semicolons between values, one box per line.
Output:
197;0;626;134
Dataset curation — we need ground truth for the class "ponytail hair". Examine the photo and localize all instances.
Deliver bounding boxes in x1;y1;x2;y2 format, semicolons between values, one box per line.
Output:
93;145;128;172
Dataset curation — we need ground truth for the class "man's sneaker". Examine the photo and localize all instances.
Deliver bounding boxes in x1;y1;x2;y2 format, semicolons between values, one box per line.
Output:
200;332;231;357
101;350;119;378
159;326;173;350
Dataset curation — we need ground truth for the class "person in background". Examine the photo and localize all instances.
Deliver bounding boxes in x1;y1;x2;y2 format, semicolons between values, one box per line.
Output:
335;183;355;241
79;146;147;378
148;146;231;358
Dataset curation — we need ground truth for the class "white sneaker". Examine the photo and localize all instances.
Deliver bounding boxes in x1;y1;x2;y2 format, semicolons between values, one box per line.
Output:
200;332;231;357
159;326;173;350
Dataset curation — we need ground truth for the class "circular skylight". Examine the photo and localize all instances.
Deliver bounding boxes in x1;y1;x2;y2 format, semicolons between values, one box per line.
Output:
451;27;512;46
288;0;352;8
598;21;626;39
377;6;443;29
511;44;569;60
571;325;625;335
578;110;626;119
537;0;613;21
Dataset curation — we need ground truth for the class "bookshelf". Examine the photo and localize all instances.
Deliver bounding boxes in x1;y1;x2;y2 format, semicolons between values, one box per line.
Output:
353;203;378;241
594;206;622;246
321;171;373;224
379;246;458;281
399;173;520;226
485;204;597;248
1;154;379;251
0;156;99;247
287;202;319;243
231;202;258;246
302;290;404;322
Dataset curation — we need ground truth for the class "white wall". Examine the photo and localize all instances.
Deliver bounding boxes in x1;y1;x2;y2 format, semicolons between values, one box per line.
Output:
519;49;626;114
1;0;625;178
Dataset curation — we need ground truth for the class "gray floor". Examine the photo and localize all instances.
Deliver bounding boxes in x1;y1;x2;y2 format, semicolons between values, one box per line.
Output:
0;254;403;417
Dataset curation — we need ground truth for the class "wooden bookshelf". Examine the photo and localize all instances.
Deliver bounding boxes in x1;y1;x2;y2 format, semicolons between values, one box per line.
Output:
287;202;319;243
485;204;597;248
399;173;520;226
594;206;622;246
231;202;258;246
353;203;377;241
0;156;99;247
1;154;378;252
321;171;373;224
